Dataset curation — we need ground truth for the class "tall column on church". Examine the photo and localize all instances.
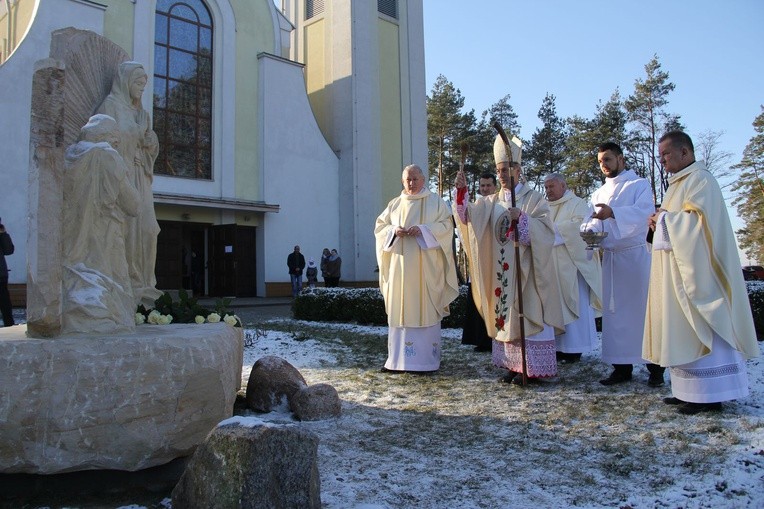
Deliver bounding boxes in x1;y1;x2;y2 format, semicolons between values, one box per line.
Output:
289;0;427;283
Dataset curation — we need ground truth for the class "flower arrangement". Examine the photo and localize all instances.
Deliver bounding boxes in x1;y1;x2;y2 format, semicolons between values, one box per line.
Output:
136;289;242;327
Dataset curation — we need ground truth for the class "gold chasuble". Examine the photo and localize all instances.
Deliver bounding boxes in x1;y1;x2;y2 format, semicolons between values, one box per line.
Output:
548;191;603;324
375;189;458;328
456;186;564;342
643;161;758;366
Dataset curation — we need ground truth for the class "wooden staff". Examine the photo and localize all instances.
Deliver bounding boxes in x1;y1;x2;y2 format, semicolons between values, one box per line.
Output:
492;121;528;386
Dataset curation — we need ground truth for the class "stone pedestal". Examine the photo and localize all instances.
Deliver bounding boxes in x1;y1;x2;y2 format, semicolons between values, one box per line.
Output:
0;323;243;474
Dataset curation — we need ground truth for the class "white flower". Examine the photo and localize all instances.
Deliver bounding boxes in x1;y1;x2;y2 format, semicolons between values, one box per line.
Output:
135;313;146;325
158;314;173;325
194;315;205;324
207;312;221;323
147;310;162;324
223;314;237;326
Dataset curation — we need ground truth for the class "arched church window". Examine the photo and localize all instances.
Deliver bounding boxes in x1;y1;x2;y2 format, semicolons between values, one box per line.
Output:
153;0;213;180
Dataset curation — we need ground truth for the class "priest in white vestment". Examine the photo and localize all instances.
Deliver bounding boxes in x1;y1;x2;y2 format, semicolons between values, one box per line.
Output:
587;142;664;387
544;173;602;363
644;131;759;414
454;135;564;384
375;164;459;372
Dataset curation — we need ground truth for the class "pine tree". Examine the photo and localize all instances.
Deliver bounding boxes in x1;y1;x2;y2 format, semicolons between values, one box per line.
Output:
525;93;567;190
624;54;682;203
427;75;468;197
564;91;627;199
731;106;764;262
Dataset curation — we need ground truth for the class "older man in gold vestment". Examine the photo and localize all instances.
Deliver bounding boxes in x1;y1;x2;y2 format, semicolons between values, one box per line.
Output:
544;173;602;364
645;131;759;414
375;164;458;372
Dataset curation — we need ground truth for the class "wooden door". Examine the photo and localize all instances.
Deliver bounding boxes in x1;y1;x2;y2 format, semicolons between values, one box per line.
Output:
234;225;257;297
209;224;237;296
156;221;183;290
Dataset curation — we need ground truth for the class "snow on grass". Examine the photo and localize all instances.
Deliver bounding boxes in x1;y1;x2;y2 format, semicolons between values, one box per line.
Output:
237;319;764;508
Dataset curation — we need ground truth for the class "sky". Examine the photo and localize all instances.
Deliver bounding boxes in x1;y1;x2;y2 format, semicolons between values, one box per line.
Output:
421;0;764;264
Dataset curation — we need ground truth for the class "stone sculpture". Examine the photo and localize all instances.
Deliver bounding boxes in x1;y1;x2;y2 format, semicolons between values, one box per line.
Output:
96;61;163;309
3;28;243;476
61;114;140;334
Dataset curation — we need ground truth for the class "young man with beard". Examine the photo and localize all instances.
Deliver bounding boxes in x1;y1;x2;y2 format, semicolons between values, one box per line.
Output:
587;142;664;387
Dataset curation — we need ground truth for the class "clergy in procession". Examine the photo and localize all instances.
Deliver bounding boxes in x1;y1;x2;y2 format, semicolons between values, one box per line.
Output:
375;164;459;372
587;142;664;387
644;131;759;414
544;173;603;364
454;135;564;384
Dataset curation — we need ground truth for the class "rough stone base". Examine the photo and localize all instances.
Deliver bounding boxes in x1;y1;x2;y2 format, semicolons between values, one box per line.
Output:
0;323;243;474
172;422;321;509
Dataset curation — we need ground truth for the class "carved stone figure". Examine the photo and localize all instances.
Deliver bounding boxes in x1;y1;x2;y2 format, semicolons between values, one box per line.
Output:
96;61;162;308
62;114;140;334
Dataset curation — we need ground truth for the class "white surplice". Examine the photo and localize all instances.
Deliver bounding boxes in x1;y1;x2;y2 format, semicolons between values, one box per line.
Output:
587;169;654;364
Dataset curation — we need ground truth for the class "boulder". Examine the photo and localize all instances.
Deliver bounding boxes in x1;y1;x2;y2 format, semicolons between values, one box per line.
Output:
171;420;321;509
0;323;243;474
291;383;342;421
245;356;306;412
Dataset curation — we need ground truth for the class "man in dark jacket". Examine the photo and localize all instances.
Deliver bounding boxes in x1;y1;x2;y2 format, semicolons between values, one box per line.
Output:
0;221;15;326
287;245;306;297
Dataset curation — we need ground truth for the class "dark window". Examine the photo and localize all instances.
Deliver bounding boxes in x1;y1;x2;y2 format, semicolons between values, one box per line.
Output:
305;0;325;20
154;0;213;179
378;0;397;19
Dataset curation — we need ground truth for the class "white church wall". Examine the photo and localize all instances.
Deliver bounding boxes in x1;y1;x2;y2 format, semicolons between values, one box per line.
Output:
0;0;105;284
258;53;339;293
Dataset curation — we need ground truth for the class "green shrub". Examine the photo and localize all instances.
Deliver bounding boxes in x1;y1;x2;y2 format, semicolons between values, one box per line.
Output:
293;286;468;328
747;281;764;340
293;283;763;340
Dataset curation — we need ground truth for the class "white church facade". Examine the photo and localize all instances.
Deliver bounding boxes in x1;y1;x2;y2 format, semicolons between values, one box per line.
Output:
0;0;427;300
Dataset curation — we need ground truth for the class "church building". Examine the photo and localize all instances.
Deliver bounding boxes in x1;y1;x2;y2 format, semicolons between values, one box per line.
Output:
0;0;426;299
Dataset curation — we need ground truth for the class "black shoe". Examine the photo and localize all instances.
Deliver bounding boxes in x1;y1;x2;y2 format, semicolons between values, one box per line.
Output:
380;366;400;374
677;402;723;415
512;374;541;386
599;371;632;386
500;371;518;384
647;373;665;387
557;352;582;364
663;397;685;405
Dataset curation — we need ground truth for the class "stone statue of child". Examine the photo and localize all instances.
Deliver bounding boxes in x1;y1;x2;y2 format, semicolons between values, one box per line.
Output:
62;114;141;334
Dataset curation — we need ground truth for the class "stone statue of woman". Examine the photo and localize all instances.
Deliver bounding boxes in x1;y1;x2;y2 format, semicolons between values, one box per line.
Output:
96;61;163;308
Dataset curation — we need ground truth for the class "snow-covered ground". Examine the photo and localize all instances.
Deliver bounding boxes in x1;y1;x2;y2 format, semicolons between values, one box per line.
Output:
228;320;764;509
